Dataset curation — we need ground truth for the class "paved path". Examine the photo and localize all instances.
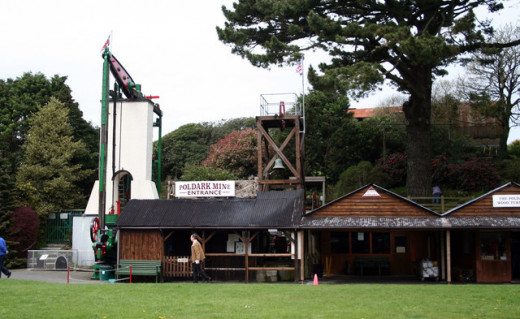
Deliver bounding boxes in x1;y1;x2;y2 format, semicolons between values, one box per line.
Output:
6;269;103;284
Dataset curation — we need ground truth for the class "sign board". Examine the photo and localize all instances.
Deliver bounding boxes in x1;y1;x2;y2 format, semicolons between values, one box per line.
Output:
175;181;235;198
493;195;520;207
177;258;189;263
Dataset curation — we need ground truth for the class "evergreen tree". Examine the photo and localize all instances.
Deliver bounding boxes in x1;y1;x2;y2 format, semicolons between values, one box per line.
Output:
16;97;92;217
217;0;519;196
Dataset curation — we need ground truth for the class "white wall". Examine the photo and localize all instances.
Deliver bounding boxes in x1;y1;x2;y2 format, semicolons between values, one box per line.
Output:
72;215;96;266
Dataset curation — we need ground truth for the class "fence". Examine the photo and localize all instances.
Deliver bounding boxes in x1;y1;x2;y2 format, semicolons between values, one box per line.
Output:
408;196;474;214
45;210;84;244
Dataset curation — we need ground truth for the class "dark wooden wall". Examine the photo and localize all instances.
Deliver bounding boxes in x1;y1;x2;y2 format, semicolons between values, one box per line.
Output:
312;186;435;218
120;230;163;260
448;184;520;217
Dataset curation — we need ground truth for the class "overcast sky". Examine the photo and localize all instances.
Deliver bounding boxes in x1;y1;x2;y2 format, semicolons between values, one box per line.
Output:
1;0;519;142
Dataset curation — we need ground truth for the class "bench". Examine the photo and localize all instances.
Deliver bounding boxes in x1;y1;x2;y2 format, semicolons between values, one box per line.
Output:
116;260;162;283
354;256;390;276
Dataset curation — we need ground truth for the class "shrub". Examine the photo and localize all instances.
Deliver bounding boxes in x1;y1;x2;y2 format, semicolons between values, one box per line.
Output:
376;153;407;188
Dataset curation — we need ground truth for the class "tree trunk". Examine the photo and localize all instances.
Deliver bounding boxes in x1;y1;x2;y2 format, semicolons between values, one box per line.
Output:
403;70;433;197
498;123;510;159
405;121;432;197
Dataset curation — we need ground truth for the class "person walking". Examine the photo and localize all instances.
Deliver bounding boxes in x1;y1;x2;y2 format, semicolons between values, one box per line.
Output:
190;234;211;283
0;236;12;278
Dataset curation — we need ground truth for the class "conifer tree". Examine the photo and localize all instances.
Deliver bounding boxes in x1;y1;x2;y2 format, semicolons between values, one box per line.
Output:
16;97;92;217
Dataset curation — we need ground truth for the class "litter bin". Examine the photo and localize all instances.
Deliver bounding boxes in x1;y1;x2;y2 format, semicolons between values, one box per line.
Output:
100;265;112;281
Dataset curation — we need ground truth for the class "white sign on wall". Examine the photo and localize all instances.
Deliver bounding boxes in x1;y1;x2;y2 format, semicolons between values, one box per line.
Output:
493;195;520;207
175;181;235;198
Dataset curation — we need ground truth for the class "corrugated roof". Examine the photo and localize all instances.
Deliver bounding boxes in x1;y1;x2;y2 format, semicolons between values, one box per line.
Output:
117;189;304;229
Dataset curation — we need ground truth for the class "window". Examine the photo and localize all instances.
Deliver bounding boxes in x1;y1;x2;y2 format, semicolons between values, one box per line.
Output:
352;232;370;253
373;232;390;254
330;232;349;253
480;231;507;261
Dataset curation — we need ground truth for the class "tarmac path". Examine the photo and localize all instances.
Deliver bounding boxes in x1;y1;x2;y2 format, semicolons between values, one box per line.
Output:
6;268;102;284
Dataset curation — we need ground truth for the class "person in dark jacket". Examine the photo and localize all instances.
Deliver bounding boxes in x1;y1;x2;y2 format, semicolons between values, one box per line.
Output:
0;236;11;278
190;234;211;283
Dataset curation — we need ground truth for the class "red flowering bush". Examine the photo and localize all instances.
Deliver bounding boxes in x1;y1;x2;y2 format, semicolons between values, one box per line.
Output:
202;128;258;178
432;153;500;192
456;157;500;191
376;153;407;187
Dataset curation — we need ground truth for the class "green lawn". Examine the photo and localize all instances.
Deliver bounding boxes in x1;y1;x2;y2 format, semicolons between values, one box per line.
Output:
1;280;519;318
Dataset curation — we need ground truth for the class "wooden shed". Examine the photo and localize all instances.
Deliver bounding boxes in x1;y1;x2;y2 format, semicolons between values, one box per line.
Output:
301;184;443;279
442;182;520;283
116;190;304;282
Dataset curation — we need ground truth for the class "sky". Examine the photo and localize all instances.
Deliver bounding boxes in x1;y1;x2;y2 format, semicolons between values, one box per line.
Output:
1;0;519;142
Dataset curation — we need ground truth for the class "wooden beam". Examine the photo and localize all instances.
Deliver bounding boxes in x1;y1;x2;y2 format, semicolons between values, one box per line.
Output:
446;230;451;284
257;123;299;177
262;126;296;176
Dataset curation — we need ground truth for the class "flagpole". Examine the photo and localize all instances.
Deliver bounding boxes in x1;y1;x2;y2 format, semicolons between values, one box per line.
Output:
301;56;305;133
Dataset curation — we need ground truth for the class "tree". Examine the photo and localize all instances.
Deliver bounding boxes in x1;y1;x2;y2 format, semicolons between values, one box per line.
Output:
159;118;256;180
0;73;98;199
180;165;237;181
202;128;257;179
16;98;92;217
334;161;391;198
161;123;214;180
464;24;520;158
217;0;519;196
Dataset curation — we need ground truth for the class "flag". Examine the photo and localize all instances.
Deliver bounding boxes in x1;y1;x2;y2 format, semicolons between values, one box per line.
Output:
296;59;303;76
100;35;110;53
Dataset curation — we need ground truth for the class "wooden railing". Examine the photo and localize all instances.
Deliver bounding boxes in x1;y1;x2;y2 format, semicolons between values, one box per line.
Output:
408;196;474;214
162;253;296;281
162;256;192;277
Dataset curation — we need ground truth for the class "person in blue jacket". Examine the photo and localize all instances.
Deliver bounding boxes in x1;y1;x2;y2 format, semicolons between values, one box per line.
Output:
0;236;11;278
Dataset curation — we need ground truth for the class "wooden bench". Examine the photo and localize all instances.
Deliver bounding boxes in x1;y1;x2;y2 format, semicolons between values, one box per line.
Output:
354;256;390;276
116;260;162;283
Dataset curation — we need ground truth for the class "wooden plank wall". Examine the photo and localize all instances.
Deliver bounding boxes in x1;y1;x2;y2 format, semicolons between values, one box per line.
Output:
312;187;434;218
120;230;163;260
449;185;520;217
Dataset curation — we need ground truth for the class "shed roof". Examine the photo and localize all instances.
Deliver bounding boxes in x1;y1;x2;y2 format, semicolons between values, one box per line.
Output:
117;189;304;229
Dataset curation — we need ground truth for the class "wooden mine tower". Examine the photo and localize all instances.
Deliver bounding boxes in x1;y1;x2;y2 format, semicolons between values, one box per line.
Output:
256;94;305;191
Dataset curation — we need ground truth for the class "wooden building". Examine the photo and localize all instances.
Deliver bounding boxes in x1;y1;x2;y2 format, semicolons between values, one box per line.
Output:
442;182;520;283
301;183;520;283
300;184;443;279
116;190;304;282
115;182;520;283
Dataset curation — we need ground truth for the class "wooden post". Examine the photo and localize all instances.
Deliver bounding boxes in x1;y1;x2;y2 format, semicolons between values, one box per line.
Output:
440;230;446;281
299;230;305;282
446;230;451;284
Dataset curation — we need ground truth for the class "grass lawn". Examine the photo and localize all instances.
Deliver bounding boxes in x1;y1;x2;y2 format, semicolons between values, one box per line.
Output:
1;280;519;318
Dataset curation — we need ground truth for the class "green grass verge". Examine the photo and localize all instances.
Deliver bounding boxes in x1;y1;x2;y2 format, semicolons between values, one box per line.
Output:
1;280;519;318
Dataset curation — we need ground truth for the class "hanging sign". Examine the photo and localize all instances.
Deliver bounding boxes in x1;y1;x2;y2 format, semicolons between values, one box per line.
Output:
492;195;520;207
175;181;235;198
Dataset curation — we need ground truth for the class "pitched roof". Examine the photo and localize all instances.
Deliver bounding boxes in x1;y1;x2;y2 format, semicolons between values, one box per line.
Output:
301;184;440;229
442;182;520;216
117;189;304;229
